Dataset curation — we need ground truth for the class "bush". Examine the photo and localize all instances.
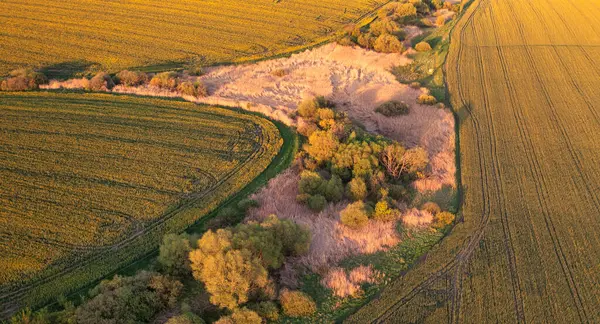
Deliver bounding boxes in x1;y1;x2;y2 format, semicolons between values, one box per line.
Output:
373;200;398;222
215;308;262;324
298;170;326;196
158;234;192;277
307;194;327;212
297;121;319;137
297;97;319;118
436;15;447;26
150;72;178;89
417;94;437;105
271;69;288;77
88;72;115;91
415;41;432;52
337;35;355;46
250;301;279;321
409;81;421;89
304;130;339;162
166;312;206;324
375;101;410;117
395;3;418;23
433;211;455;229
373;34;404;53
357;33;376;49
324;175;344;202
1;69;47;91
115;70;148;86
346;178;368;201
279;290;316;318
388;184;408;201
422;202;441;215
340;201;370;229
369;18;402;37
177;81;208;98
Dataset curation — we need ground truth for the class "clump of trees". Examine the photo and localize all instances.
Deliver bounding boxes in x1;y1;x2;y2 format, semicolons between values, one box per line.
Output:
189;215;311;311
375;100;410;116
0;68;47;91
295;96;430;230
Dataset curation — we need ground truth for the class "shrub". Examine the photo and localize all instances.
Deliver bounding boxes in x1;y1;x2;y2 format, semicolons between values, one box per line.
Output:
436;15;447;26
433;211;455;229
150;72;178;89
415;41;432;52
166;312;206;324
305;130;339;162
357;33;376;49
395;3;418;23
1;69;47;91
375;101;410;117
297;97;319;118
388;184;408;201
373;33;404;53
215;308;262;324
297;121;319;137
417;94;437;105
271;68;288;77
88;72;115;91
279;290;316;318
298;170;326;196
177;81;208;97
324;175;344;202
369;18;401;37
337;36;356;46
346;177;368;201
250;301;279;321
340;201;370;229
307;194;327;212
409;81;421;89
115;70;148;86
422;202;441;215
373;200;398;221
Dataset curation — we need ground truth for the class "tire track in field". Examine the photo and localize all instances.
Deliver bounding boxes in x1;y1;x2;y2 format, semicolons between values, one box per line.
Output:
0;121;274;312
371;1;493;321
502;0;590;320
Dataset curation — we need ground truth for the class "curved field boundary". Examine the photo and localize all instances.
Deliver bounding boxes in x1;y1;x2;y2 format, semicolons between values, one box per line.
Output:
348;0;600;322
0;93;288;317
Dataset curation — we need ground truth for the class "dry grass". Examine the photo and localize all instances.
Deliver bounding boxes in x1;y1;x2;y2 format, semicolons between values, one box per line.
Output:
247;170;400;274
321;265;381;298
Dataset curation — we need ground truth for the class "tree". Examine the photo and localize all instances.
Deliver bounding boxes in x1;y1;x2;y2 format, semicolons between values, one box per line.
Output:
249;301;279;321
297;98;319;118
415;41;432;52
190;229;269;309
304;131;339;162
346;177;368;201
308;194;327;211
380;144;428;179
433;211;455;229
340;201;370;229
215;308;262;324
75;271;182;324
373;33;404;53
373;200;398;222
403;147;429;174
279;290;316;318
324;175;344;202
297;170;326;197
158;234;192;277
88;72;115;91
166;312;206;324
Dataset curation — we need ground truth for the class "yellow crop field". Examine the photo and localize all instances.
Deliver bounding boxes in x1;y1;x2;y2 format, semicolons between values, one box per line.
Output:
349;0;600;322
0;0;388;78
0;92;282;315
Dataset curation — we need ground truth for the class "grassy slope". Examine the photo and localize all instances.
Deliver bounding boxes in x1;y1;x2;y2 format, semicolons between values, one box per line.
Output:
0;0;390;78
0;92;287;316
349;0;600;322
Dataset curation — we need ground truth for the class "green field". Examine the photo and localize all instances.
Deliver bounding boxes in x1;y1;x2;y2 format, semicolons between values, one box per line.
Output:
0;0;388;78
0;92;282;315
349;0;600;322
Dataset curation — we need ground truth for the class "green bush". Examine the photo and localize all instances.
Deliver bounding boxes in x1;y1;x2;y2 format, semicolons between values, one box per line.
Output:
298;170;326;196
373;33;404;53
88;72;115;91
415;41;432;52
115;70;148;86
340;201;370;229
279;290;316;318
324;175;344;202
375;101;410;117
308;194;327;212
158;234;192;277
346;177;368;201
250;301;279;321
237;198;259;212
417;94;438;105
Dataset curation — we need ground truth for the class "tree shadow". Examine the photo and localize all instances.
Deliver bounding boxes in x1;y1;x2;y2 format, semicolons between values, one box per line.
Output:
39;60;98;80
